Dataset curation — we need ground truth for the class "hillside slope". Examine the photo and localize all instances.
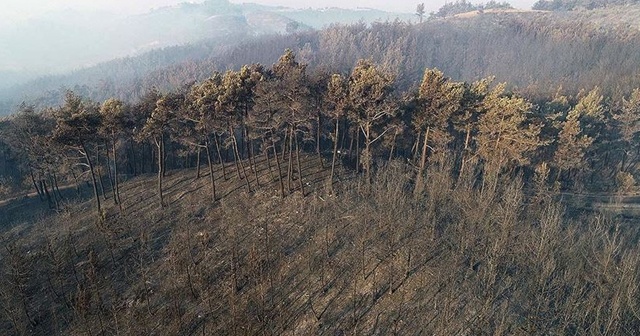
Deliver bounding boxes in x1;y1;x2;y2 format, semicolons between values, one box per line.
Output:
2;154;640;334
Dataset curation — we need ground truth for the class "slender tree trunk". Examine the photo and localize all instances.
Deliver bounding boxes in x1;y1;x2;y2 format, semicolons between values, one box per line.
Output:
356;129;361;172
415;127;430;196
295;132;304;196
288;127;294;192
231;126;251;193
459;127;472;180
82;142;102;214
317;111;323;167
42;179;53;209
412;131;421;161
129;140;137;177
96;150;107;201
388;131;398;163
112;135;122;212
248;135;259;187
205;140;216;202
30;168;44;201
348;130;354;159
271;134;285;198
264;137;274;180
214;134;227;180
48;173;59;211
363;124;371;184
157;136;165;208
330;118;340;189
281;129;288;163
104;141;116;202
53;172;64;201
229;126;243;180
70;169;81;197
196;145;202;179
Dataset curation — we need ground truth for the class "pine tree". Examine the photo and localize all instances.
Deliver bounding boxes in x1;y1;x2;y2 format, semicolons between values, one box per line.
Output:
613;88;640;172
53;91;104;214
324;73;348;188
412;68;464;194
347;59;398;184
140;92;183;208
99;98;126;211
476;84;543;172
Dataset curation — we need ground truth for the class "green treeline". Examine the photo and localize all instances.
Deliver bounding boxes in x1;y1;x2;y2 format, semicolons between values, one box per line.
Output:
1;49;639;210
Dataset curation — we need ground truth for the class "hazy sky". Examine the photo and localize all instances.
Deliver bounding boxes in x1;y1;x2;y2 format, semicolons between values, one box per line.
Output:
2;0;539;23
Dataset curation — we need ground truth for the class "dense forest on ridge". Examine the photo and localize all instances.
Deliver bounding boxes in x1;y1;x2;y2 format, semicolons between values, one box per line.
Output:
4;4;640;116
2;2;640;335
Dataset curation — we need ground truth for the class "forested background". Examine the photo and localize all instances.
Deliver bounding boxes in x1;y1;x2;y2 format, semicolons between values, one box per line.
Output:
3;3;640;117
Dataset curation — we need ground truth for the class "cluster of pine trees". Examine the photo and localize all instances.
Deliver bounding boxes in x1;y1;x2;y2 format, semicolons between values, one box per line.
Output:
1;49;640;211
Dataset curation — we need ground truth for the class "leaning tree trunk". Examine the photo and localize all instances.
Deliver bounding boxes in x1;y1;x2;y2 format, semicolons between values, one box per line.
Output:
317;110;323;167
271;133;285;198
52;172;64;201
30;168;44;201
295;132;304;196
156;135;165;208
112;134;122;212
414;126;430;196
214;134;227;180
363;125;371;185
458;126;472;181
42;179;54;210
264;136;274;180
70;168;81;197
47;173;59;211
95;149;108;201
287;127;294;192
247;134;260;187
195;145;202;179
330;117;340;189
388;130;398;163
205;140;216;202
82;142;102;214
230;126;251;193
104;141;116;203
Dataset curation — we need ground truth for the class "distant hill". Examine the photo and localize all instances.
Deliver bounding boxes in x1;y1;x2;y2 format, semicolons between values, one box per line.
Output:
533;0;640;11
0;0;413;90
4;4;640;115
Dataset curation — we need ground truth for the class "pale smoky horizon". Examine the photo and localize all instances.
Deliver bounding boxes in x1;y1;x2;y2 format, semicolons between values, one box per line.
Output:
0;0;538;87
2;0;539;24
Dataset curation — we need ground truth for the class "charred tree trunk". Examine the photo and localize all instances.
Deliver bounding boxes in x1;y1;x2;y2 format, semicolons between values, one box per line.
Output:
231;126;251;193
271;134;285;198
415;127;430;196
214;134;227;180
195;145;201;179
287;127;294;192
330;118;340;189
30;168;44;201
156;135;165;208
205;140;216;202
104;141;116;203
96;149;107;201
112;135;122;212
82;142;102;214
295;132;304;196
